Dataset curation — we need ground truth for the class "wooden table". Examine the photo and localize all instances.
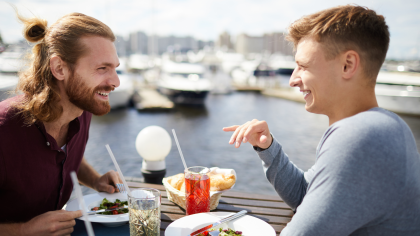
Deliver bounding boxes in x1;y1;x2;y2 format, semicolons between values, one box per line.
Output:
127;182;294;235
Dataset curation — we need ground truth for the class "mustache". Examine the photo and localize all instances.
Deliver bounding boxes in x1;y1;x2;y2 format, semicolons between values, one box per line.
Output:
94;85;115;92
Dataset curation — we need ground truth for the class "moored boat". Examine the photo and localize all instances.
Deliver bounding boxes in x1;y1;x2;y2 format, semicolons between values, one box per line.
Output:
157;62;211;105
375;71;420;116
108;61;135;109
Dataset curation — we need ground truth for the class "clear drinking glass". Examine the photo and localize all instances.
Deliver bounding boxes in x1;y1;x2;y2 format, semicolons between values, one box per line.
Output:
184;166;210;215
128;188;161;236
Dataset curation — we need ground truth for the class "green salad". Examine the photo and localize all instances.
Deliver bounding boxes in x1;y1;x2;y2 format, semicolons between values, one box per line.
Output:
91;198;128;215
197;228;242;236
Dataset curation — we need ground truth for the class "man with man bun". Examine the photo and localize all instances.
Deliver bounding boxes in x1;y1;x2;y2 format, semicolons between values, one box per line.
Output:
224;5;420;235
0;12;123;235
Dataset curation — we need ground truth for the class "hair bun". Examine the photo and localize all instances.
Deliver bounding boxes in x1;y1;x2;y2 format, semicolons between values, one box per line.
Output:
22;18;48;43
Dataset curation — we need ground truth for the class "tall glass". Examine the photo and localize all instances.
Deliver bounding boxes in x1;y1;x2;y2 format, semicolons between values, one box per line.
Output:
128;188;161;236
184;166;210;215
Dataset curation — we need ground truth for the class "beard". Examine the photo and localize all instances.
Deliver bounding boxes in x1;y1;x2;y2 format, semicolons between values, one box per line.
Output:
65;72;114;116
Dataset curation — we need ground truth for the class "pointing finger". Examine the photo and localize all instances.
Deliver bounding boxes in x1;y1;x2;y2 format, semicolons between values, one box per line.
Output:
235;123;250;148
230;124;245;145
222;125;240;132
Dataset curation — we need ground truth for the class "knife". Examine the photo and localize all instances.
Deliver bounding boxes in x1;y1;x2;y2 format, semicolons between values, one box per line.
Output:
190;210;247;236
87;206;128;215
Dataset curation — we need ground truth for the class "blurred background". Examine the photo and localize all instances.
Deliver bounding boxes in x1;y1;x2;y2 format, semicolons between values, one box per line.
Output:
1;0;419;196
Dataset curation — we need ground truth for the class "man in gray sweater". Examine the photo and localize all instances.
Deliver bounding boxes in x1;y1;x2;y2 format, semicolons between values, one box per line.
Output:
224;5;420;236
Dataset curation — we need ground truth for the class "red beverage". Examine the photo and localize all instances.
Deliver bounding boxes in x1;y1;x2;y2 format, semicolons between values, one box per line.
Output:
185;167;210;215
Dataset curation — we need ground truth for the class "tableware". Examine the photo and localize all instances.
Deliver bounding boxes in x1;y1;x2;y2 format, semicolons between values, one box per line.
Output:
190;210;247;236
185;166;210;215
162;167;237;211
66;192;129;227
70;171;95;236
106;144;132;196
116;183;127;194
129;188;161;236
165;212;276;236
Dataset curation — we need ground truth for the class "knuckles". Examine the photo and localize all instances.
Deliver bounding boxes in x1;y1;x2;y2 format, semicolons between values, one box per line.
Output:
49;223;59;233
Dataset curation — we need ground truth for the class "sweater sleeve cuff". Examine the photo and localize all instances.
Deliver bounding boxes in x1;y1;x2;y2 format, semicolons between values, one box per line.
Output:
253;135;282;167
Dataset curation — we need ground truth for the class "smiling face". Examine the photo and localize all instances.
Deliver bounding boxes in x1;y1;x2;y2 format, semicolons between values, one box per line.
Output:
289;37;342;115
65;36;120;116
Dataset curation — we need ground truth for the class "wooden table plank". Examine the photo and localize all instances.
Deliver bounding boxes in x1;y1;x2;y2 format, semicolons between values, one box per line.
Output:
128;182;283;202
216;203;294;217
160;198;293;218
127;182;166;190
218;197;291;209
221;191;283;202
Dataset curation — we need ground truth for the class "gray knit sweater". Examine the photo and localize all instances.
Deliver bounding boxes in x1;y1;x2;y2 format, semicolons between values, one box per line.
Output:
256;107;420;235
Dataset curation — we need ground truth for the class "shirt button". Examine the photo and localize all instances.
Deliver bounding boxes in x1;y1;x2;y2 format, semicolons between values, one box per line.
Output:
46;142;50;146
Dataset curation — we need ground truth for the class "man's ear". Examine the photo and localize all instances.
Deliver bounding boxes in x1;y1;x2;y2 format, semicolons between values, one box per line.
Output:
342;50;360;80
50;56;69;81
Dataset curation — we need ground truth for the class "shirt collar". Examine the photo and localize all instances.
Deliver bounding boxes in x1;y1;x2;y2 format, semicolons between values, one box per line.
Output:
35;115;82;151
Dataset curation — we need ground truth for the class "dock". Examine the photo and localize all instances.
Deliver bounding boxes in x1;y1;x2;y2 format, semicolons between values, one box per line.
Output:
262;88;305;103
233;85;264;92
132;88;174;110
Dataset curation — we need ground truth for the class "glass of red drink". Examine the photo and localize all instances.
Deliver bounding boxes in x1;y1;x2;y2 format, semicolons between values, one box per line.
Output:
184;166;210;215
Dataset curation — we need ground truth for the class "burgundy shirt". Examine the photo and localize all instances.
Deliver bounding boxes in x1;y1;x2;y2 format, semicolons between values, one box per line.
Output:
0;96;92;222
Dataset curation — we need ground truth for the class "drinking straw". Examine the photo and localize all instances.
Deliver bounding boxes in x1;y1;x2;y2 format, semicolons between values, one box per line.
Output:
171;129;188;170
70;171;95;236
105;144;132;197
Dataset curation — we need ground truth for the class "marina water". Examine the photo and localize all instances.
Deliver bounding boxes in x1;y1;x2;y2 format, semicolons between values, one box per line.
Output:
82;91;420;196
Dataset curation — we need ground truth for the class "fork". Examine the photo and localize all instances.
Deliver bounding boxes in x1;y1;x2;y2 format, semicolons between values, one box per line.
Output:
116;183;126;193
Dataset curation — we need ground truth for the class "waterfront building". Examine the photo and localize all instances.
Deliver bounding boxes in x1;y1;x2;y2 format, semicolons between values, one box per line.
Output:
235;33;265;55
235;32;293;56
114;35;128;57
263;32;294;56
129;31;148;55
217;31;233;51
197;40;215;50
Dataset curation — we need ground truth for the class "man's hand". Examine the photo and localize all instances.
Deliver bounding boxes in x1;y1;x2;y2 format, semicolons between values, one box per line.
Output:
93;170;122;193
223;119;273;149
21;210;82;236
77;158;122;193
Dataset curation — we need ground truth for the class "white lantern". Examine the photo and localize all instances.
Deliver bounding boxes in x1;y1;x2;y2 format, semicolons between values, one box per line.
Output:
135;126;171;171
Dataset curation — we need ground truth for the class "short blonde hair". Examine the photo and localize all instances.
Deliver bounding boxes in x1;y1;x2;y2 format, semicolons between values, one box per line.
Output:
287;5;389;84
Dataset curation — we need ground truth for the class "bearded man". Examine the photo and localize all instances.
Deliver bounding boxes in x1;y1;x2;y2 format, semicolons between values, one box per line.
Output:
0;12;123;235
224;5;420;235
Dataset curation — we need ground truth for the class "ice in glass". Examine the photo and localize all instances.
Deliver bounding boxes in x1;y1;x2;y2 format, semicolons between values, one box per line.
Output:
128;188;161;236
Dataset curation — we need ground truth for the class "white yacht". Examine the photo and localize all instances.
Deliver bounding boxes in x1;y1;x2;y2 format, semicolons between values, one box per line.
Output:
108;61;134;109
268;54;296;75
375;71;420;116
157;62;211;105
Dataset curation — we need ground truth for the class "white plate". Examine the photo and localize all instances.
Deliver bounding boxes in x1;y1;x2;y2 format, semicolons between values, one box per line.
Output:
65;192;128;227
165;212;276;236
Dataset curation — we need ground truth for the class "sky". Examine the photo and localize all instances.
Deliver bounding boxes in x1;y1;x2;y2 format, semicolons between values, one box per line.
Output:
0;0;419;60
